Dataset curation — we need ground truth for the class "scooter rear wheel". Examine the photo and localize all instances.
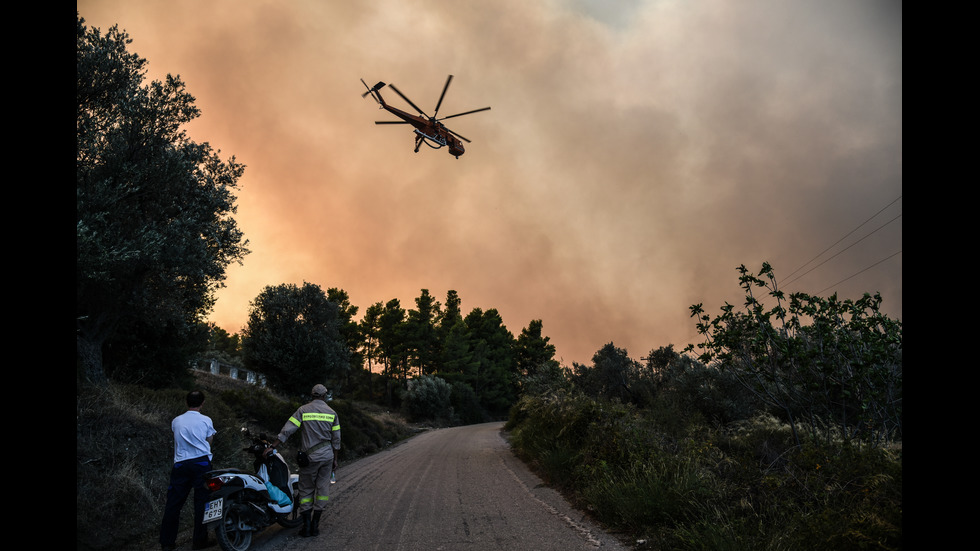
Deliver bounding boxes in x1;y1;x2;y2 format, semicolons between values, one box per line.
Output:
277;488;303;529
214;501;253;551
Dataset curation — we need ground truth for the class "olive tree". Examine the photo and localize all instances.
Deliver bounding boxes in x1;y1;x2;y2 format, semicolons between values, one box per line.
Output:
77;15;248;385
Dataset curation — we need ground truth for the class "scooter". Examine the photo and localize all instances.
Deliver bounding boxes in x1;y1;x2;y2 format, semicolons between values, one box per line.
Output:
203;429;302;551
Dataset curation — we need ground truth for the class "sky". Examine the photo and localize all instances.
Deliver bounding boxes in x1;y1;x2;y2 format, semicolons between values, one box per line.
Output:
78;0;902;367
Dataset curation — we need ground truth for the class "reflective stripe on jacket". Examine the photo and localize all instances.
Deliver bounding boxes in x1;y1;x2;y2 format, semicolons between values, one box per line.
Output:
277;399;341;462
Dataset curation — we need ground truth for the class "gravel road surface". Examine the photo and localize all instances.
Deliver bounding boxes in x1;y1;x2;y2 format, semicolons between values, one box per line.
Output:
245;421;629;551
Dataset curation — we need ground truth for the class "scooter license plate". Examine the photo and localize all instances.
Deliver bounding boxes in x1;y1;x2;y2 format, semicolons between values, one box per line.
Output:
203;498;223;523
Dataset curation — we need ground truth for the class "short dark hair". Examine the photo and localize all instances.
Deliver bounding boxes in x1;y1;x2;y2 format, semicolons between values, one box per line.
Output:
186;390;206;408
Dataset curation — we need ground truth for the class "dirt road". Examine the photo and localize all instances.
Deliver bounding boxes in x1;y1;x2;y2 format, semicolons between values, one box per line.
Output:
247;421;628;551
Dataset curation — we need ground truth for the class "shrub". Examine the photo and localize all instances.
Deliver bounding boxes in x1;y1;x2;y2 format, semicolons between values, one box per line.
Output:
688;263;902;447
643;345;760;426
405;375;453;422
507;391;902;551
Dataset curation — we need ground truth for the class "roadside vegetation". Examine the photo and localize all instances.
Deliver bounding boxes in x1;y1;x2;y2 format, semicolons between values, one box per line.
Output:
507;264;902;550
508;393;901;550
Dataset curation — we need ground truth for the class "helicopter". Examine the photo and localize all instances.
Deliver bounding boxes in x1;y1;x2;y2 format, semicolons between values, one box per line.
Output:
361;75;490;158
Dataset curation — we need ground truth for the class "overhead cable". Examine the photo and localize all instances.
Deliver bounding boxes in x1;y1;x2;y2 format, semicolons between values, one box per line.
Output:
816;250;902;295
784;195;903;282
784;212;902;287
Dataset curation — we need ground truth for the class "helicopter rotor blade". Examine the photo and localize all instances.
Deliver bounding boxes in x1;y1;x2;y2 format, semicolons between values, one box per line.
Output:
447;128;471;143
438;106;491;121
433;74;453;119
375;120;409;124
389;84;429;118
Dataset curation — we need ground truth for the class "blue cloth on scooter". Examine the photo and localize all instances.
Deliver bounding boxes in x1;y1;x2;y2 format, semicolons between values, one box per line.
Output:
265;481;292;506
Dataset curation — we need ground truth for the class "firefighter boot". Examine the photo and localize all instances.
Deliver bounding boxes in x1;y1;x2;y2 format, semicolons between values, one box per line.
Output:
299;510;312;537
311;511;322;536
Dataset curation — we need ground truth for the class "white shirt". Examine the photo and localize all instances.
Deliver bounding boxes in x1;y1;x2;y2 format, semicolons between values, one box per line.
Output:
171;410;217;463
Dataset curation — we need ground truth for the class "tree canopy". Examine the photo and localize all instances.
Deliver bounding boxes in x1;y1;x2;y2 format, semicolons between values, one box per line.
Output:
687;263;903;446
241;282;350;397
291;289;546;420
77;15;248;386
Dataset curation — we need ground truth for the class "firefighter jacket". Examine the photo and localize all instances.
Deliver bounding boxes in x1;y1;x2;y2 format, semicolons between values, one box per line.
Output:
277;399;341;463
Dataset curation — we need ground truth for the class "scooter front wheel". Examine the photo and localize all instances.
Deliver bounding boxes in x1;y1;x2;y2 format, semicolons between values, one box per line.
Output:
214;501;254;551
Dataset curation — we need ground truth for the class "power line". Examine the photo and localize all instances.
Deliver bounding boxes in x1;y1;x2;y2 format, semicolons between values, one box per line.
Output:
816;250;902;295
784;212;902;287
784;195;902;282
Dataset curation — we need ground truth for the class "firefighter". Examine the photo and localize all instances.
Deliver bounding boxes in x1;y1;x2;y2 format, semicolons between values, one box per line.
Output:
266;384;341;536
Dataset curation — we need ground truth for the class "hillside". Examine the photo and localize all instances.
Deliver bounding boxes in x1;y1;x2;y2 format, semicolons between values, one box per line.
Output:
76;372;421;551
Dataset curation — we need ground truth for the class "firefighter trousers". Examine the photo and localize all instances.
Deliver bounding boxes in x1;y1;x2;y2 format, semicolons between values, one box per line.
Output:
297;459;333;512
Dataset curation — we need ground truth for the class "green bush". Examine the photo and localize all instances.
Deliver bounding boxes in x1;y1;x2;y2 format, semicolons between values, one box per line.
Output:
405;375;453;421
507;391;902;551
688;263;903;447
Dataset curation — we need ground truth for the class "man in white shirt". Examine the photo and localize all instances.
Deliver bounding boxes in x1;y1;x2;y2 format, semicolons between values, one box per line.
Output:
160;390;217;551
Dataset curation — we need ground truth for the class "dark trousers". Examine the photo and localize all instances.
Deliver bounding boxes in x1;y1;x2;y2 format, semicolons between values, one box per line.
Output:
160;457;212;547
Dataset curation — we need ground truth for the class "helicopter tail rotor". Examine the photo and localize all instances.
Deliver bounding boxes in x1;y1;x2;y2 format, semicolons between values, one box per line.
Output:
360;79;386;102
